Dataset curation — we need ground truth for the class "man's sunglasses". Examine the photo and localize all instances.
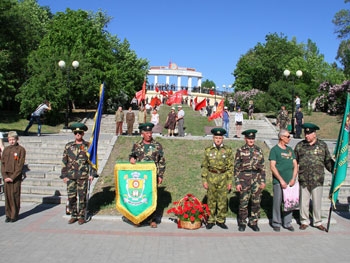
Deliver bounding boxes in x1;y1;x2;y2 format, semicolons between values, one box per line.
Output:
74;131;84;135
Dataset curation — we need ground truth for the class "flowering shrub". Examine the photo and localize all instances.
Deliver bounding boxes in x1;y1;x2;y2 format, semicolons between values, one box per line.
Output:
167;193;210;223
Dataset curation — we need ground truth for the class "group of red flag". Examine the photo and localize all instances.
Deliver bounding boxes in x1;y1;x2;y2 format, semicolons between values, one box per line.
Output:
134;81;224;120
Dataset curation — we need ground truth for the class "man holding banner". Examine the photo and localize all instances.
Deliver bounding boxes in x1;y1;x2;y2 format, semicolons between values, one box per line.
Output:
294;123;334;231
129;122;166;228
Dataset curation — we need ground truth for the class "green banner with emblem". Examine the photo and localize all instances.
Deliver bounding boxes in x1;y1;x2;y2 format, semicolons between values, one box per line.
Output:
114;162;157;224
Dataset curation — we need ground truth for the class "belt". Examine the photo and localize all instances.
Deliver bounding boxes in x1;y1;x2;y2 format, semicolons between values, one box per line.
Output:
243;170;258;173
208;169;227;174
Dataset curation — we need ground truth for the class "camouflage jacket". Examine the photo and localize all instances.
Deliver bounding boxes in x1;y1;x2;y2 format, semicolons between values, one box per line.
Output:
129;138;166;178
294;139;334;190
61;140;91;180
277;110;289;122
234;144;266;185
201;144;234;184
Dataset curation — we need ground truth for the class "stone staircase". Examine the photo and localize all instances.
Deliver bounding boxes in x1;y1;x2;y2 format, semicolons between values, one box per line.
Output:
0;128;116;205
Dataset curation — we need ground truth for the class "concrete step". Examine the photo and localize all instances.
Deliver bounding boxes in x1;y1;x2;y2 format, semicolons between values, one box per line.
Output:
22;178;65;188
21;185;66;196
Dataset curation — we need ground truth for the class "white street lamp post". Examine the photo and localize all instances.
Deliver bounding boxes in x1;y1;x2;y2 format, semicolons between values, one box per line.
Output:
283;69;303;135
58;60;79;129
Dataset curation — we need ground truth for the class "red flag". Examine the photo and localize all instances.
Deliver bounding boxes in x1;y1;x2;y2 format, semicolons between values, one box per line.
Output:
209;90;215;95
208;99;224;121
160;90;168;97
150;97;161;108
195;98;207;111
168;90;173;95
166;91;183;106
155;86;159;93
194;97;198;105
136;80;146;103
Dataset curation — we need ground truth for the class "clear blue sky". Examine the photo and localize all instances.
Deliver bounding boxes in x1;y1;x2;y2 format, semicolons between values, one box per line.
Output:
38;0;347;90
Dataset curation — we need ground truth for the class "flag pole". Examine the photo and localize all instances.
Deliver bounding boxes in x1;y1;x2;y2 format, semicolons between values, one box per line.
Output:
326;204;333;233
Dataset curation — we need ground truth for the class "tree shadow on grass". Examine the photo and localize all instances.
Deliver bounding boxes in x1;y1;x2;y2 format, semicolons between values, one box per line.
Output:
88;186;116;215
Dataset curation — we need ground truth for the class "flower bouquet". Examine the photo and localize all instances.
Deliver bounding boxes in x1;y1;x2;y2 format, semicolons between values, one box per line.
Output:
167;193;210;230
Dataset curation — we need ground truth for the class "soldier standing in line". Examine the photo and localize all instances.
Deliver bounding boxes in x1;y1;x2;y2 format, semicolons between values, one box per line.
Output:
126;106;135;136
201;128;233;230
234;129;266;232
60;123;95;225
1;131;26;222
294;123;334;231
129;122;166;228
276;105;290;130
115;106;124;136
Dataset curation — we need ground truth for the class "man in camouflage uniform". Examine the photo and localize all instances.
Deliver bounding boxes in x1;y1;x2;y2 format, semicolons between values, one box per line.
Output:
201;128;233;230
276;105;290;130
294;123;334;231
60;123;95;225
234;129;266;232
129;122;166;228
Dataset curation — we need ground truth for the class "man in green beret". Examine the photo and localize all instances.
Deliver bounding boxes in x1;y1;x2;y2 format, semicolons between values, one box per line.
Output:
60;122;95;225
201;128;233;229
294;123;334;231
234;129;266;232
129;122;166;228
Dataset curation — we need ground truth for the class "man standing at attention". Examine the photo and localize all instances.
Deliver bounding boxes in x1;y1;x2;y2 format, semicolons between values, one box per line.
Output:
201;128;233;230
234;129;266;232
115;106;124;136
276;105;290;130
126;106;135;136
269;129;298;232
176;105;185;137
129;123;166;228
60;123;95;225
294;123;334;231
1;131;26;222
294;107;304;139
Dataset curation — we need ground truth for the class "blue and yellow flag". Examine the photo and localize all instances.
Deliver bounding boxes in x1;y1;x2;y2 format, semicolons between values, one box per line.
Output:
87;82;105;171
329;92;350;208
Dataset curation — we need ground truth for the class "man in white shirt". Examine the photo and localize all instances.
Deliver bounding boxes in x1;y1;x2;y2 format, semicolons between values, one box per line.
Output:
24;100;51;136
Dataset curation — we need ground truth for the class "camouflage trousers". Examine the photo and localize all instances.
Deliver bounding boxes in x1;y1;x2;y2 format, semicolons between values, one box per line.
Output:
207;173;228;223
67;178;88;218
238;175;262;226
279;120;288;130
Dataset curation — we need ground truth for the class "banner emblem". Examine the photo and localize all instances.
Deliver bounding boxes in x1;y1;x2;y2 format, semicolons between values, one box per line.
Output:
115;162;157;224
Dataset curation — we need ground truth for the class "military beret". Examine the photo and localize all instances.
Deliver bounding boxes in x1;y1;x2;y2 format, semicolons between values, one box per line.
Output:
69;122;88;132
140;122;154;132
211;127;226;136
242;129;257;139
302;123;320;134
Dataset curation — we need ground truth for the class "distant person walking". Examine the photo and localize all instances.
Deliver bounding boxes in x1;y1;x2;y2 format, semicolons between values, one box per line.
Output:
295;95;301;110
248;100;254;120
24;100;51;136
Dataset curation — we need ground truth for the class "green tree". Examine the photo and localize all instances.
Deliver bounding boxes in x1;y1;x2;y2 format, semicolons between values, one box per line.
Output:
0;0;51;109
16;8;148;123
201;79;216;94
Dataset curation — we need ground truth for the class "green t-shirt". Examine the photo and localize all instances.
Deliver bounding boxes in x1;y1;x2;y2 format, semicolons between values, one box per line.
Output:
269;145;295;185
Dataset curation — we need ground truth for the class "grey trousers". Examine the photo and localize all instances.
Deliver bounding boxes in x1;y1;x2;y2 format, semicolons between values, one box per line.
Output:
272;184;293;228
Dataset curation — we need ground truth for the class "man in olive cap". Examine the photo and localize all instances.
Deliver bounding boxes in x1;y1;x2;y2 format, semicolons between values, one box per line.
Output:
294;123;334;231
60;122;95;225
201;128;233;229
1;131;26;222
129;122;166;228
234;129;266;232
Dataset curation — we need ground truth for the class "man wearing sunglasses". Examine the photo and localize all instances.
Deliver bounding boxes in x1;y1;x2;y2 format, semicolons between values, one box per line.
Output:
60;122;94;225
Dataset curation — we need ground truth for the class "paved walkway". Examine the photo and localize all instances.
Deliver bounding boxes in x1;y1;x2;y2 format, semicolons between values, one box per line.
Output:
0;199;349;263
